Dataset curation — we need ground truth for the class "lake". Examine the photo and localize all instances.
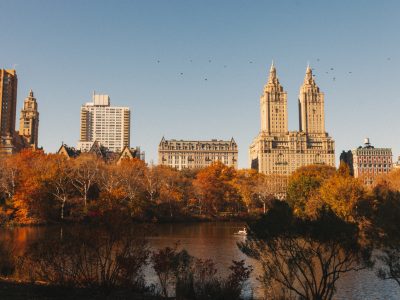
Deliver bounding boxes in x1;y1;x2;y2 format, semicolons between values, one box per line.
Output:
1;222;399;299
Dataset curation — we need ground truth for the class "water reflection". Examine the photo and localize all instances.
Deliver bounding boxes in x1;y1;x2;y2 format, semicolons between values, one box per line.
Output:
1;223;400;299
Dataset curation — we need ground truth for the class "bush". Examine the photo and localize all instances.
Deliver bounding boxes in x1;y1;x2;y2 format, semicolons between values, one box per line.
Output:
152;245;253;299
21;217;151;294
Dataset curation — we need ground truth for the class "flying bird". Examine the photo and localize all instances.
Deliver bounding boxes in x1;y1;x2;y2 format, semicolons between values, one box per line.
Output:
330;68;334;70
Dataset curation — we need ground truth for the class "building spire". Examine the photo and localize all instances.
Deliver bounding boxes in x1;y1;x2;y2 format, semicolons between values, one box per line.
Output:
267;60;277;84
304;64;314;84
29;89;34;97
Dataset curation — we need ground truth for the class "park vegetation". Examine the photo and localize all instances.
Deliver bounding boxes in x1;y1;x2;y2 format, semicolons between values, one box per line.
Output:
1;149;400;299
0;149;285;225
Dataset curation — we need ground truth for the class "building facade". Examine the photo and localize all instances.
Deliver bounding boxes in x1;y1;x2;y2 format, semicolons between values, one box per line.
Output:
19;89;39;149
77;93;130;153
341;138;392;185
249;63;335;176
158;137;238;170
0;69;18;155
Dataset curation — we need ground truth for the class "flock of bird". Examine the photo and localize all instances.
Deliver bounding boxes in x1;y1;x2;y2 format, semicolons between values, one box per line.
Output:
154;56;393;83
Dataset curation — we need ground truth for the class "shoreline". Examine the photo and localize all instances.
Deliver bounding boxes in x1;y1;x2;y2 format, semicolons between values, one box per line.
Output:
1;214;257;228
0;278;163;300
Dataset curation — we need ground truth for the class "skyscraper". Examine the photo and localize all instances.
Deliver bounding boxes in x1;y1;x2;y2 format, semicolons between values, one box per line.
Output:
299;65;326;135
0;69;18;155
19;89;39;149
77;93;130;153
249;63;335;176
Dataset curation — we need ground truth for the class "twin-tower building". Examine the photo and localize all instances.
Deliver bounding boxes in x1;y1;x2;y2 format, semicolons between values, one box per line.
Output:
249;63;335;175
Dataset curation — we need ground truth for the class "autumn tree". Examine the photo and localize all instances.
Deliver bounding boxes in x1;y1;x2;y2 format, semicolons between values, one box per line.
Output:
43;155;75;220
71;154;102;210
157;166;185;218
307;169;365;221
7;150;50;224
232;169;258;213
193;162;240;215
0;156;18;203
286;164;336;217
143;164;163;204
118;158;147;216
374;168;400;192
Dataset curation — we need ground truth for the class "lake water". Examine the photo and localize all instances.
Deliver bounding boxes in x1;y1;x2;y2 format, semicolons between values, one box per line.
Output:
2;222;399;299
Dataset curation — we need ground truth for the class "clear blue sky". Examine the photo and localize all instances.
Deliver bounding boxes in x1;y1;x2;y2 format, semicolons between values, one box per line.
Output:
1;0;399;168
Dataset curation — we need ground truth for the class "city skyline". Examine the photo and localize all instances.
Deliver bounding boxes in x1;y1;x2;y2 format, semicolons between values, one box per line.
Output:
1;0;399;167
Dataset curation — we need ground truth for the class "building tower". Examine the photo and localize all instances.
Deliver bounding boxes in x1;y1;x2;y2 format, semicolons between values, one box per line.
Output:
19;89;39;149
0;69;18;154
77;92;130;153
298;65;325;135
260;62;288;134
249;62;335;187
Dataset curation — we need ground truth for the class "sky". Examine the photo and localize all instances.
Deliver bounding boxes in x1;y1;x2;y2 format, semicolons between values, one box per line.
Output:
1;0;399;168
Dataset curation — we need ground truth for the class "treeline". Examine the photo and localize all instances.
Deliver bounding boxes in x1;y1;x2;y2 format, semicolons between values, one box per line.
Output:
0;149;285;225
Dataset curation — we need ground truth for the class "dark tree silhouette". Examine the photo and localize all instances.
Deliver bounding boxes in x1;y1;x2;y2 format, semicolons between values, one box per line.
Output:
239;201;372;300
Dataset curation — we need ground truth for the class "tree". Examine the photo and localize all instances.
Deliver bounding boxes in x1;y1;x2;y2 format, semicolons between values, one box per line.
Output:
22;215;150;292
366;183;400;288
374;168;400;192
7;150;50;224
377;244;400;287
193;162;239;215
286;165;336;217
0;156;18;203
43;155;74;220
143;164;162;204
254;174;287;213
157;166;185;218
71;154;102;209
308;171;365;221
118;158;147;217
232;169;258;213
239;202;372;300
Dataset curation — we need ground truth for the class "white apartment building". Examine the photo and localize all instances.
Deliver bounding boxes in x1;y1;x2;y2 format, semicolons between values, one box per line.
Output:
158;137;238;170
77;93;130;153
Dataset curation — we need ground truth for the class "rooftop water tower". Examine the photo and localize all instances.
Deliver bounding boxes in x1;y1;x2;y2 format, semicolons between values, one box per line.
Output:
364;137;371;147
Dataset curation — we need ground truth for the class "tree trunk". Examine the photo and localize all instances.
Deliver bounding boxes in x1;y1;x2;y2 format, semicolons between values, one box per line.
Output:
61;198;66;220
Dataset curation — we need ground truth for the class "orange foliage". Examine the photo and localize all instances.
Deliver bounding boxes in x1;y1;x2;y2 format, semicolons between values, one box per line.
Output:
193;162;239;214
